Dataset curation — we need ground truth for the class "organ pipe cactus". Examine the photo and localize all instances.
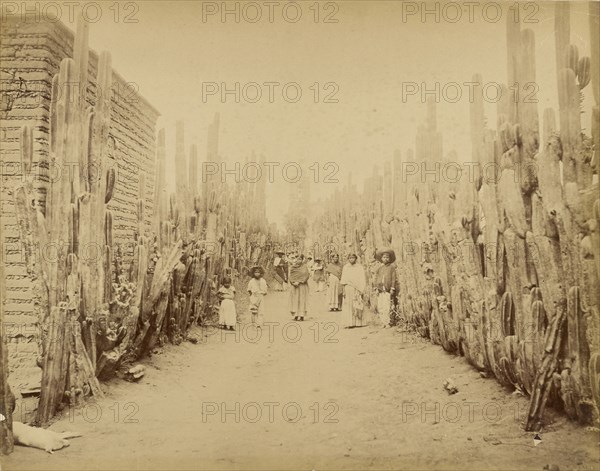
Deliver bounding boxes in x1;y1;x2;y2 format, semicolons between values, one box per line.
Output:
13;18;274;427
13;17;107;425
78;50;113;370
307;3;597;430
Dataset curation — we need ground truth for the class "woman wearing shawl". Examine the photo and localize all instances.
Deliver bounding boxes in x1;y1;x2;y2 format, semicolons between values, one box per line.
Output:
340;254;366;328
289;255;310;321
325;254;343;311
273;251;288;291
374;248;398;328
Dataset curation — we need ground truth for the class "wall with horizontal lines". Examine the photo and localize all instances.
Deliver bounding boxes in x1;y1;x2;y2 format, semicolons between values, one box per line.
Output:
0;18;160;412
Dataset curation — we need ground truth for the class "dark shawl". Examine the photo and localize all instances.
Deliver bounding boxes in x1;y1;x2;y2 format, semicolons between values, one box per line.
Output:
326;262;343;279
289;263;310;284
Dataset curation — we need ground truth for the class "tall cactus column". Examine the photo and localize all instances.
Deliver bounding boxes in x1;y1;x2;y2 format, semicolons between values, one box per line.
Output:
95;173;147;378
554;2;595;424
526;2;596;429
153;129;169;251
174;121;190;242
189;144;200;234
587;0;600;422
37;54;84;423
78;51;114;370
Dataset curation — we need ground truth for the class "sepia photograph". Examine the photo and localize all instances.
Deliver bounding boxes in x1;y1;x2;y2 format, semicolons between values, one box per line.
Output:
0;1;599;470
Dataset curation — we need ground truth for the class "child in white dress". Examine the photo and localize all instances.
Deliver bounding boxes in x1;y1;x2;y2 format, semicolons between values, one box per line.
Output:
218;276;237;330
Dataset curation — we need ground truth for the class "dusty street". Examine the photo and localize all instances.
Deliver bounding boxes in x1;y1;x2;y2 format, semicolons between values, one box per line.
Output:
4;287;599;471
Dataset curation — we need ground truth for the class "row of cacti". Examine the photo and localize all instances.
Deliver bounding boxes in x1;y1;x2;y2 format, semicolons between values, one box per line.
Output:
12;16;207;422
311;3;599;431
9;16;276;431
14;16;109;425
129;115;275;358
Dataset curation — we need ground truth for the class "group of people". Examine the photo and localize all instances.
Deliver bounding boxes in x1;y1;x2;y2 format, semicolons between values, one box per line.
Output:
273;251;327;321
216;266;268;330
217;248;399;330
272;252;326;293
324;250;397;329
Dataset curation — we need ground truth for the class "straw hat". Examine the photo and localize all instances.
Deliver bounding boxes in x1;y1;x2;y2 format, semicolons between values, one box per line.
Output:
249;266;265;276
375;248;396;263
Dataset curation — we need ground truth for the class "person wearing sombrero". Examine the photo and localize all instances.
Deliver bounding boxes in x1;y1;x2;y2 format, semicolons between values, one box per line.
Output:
247;266;267;327
288;255;310;321
374;248;398;328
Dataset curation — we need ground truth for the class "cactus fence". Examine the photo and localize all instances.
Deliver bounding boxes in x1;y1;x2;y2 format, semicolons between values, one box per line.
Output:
311;3;599;431
6;16;274;435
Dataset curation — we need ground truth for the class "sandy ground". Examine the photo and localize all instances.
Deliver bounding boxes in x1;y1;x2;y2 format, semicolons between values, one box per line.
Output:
3;283;599;471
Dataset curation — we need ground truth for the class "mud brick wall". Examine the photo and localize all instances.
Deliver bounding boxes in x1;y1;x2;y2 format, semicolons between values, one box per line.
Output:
0;18;160;403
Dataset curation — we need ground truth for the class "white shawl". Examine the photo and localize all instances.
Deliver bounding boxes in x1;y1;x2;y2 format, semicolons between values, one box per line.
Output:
340;263;366;293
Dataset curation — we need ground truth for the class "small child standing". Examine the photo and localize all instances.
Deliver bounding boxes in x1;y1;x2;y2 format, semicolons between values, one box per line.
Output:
218;276;237;330
312;258;326;292
247;266;268;327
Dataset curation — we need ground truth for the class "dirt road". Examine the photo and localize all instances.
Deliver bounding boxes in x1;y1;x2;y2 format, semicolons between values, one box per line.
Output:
4;285;599;470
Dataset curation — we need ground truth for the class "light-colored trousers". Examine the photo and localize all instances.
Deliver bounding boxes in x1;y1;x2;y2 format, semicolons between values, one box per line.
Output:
377;291;392;326
249;294;265;326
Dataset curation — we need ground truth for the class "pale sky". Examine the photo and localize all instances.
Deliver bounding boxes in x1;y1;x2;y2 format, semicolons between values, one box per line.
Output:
28;0;595;228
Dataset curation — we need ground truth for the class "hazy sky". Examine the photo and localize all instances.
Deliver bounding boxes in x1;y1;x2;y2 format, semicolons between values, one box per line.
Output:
32;0;595;227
